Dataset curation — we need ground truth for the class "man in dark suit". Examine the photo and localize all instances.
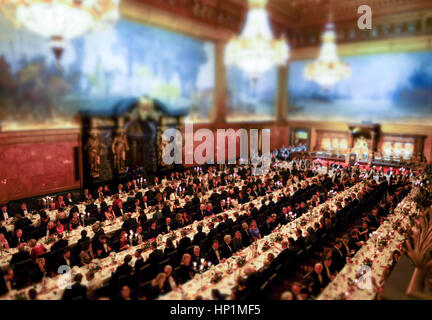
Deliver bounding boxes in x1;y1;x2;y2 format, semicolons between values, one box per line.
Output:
121;214;138;232
220;235;234;260
160;217;177;234
64;193;74;207
61;274;88;300
0;205;11;221
331;240;346;272
206;240;223;266
114;255;134;278
192;225;206;246
9;244;30;266
309;263;330;296
9;229;25;248
147;242;164;278
56;249;76;270
177;230;191;256
93;235;112;259
81;189;91;202
51;234;69;253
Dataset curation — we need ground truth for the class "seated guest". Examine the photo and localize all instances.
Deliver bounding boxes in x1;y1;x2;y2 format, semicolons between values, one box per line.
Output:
148;273;166;300
0;233;10;250
163;265;178;293
94;235;112;259
177;230;192;256
0;205;11;221
232;231;244;252
147;242;164;278
57;249;75;269
79;243;94;266
331;240;346;272
358;222;369;242
190;246;204;265
17;203;29;217
176;254;193;284
14;214;31;237
28;239;46;262
77;230;90;250
55;219;65;234
309;263;330;296
104;206;116;222
192;224;206;246
30;257;48;284
10;229;25;248
145;220;159;240
46;221;56;237
206;240;223;266
249;220;261;240
68;212;81;230
220;235;234;259
163;238;176;256
10;243;30;266
62;273;87;300
295;229;306;249
64;193;74;207
348;230;364;252
322;257;336;280
51;233;68;253
121;213;137;232
118;231;130;251
240;223;251;247
0;220;7;237
114;255;133;278
137;209;147;226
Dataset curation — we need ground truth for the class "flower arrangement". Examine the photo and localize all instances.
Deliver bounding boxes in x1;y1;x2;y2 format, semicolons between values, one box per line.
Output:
392;221;401;231
262;241;271;252
210;271;223;284
44;235;56;245
88;262;102;273
236;256;247;268
142;242;151;251
300;219;307;226
167;233;177;241
378;239;388;248
272;234;283;243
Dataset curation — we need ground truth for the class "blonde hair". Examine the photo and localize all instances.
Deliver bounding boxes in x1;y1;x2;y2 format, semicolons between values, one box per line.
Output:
152;273;166;289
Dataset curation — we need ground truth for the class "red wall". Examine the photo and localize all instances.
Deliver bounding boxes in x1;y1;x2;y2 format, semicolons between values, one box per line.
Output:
0;129;82;204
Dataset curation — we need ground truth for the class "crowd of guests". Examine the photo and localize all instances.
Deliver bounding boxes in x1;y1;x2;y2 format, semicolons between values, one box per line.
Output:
0;155;420;300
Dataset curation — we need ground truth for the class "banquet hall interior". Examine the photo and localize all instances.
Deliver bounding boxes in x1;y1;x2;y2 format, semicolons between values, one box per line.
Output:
0;0;432;302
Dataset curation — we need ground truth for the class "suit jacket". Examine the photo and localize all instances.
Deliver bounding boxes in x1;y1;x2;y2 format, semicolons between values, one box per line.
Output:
192;231;207;246
206;248;222;265
62;283;88;300
10;251;30;267
51;239;69;253
220;242;234;260
177;237;192;255
331;247;345;271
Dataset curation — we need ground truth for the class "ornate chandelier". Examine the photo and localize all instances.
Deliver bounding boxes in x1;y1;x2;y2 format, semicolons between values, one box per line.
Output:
305;23;351;89
225;0;289;79
0;0;120;63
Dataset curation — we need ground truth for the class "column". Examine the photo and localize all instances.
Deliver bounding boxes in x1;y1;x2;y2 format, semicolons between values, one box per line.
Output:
276;64;289;121
212;40;227;124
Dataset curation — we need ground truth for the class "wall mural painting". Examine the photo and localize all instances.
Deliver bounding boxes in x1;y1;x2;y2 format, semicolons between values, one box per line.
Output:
0;16;215;130
227;66;277;122
288;51;432;124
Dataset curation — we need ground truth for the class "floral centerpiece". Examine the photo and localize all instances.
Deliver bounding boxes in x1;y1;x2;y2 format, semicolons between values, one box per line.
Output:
167;233;177;241
272;233;283;243
236;256;247;268
142;242;151;251
210;271;223;284
300;219;307;227
262;241;271;252
88;262;102;273
45;235;56;245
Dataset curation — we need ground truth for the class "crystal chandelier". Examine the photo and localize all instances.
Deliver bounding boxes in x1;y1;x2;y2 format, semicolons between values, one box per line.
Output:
225;0;289;79
305;23;351;89
0;0;120;63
